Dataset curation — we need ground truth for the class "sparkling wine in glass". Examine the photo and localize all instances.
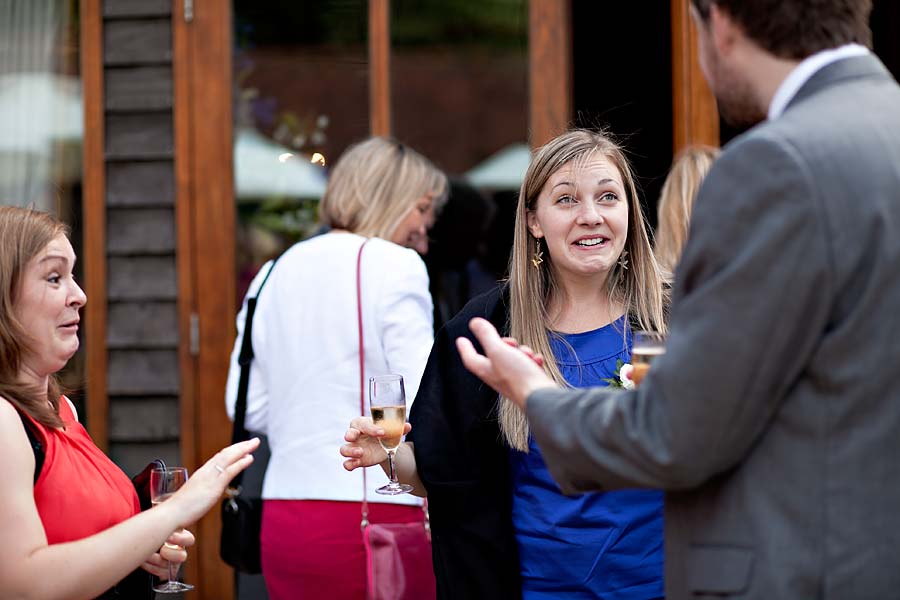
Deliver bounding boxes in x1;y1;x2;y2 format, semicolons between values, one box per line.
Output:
370;374;413;495
150;467;194;593
631;331;666;388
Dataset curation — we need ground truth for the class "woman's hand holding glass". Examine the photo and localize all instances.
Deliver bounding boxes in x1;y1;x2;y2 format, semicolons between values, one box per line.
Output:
141;528;195;580
143;437;259;592
341;416;412;472
150;467;194;593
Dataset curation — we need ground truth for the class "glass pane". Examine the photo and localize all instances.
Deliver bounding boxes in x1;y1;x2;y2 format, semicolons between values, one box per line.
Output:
391;0;528;323
0;0;84;402
233;0;368;301
572;2;673;229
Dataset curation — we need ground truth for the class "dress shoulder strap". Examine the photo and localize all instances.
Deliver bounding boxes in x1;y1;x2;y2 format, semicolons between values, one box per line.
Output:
17;410;44;485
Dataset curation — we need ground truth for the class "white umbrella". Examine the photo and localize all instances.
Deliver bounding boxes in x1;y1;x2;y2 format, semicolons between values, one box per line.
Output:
0;72;83;152
234;128;327;200
0;73;83;200
464;143;531;191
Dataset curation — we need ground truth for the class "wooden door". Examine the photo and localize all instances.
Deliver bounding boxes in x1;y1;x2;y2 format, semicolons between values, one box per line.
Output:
173;0;237;598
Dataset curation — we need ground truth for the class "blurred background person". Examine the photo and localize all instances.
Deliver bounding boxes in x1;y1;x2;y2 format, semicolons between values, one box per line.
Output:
422;179;499;330
0;205;259;600
226;137;447;600
654;146;719;279
343;129;668;599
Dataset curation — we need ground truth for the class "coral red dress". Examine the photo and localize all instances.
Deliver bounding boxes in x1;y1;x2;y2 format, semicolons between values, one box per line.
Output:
25;399;140;544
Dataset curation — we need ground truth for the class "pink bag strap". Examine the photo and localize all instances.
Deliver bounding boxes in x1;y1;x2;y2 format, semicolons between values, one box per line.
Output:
356;238;430;534
357;239;370;528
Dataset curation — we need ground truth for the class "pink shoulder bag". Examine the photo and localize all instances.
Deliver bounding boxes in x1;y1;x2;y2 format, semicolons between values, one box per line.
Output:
356;240;436;600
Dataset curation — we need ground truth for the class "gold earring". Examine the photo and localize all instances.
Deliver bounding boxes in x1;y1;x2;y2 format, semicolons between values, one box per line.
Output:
531;238;544;268
617;249;629;270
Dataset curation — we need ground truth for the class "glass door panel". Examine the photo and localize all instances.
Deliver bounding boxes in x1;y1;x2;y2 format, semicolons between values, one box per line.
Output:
391;0;528;324
0;0;84;405
233;0;369;300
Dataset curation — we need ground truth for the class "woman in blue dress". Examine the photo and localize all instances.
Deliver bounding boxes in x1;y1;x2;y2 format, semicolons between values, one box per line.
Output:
342;129;668;599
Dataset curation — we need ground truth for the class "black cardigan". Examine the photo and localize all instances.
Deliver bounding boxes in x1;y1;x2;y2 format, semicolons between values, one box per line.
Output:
408;285;522;599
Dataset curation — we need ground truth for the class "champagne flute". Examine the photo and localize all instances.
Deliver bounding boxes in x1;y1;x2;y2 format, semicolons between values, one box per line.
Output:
150;467;195;593
631;331;666;388
370;374;413;495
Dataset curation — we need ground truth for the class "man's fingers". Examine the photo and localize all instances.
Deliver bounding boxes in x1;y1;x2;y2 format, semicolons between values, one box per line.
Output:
468;317;505;350
456;336;492;379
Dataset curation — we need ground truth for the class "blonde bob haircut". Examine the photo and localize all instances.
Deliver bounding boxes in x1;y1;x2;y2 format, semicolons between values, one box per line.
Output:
319;137;448;240
0;205;69;428
655;145;719;279
501;129;668;450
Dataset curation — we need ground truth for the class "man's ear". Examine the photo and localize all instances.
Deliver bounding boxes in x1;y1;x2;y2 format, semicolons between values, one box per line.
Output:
708;3;739;56
526;211;542;239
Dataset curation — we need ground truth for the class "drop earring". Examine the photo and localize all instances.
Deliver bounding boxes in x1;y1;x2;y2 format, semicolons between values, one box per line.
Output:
617;249;629;270
531;238;544;268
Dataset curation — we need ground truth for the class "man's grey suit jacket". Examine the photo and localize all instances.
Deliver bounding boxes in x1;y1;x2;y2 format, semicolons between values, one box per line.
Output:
528;54;900;599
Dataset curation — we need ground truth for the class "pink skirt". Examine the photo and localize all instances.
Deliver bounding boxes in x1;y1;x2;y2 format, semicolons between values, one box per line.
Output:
261;499;425;600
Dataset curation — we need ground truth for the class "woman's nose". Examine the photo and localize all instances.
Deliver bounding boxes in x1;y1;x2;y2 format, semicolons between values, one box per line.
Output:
576;201;603;225
70;280;87;308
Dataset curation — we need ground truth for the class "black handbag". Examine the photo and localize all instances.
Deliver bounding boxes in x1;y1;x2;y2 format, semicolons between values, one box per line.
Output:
94;459;168;600
220;258;279;574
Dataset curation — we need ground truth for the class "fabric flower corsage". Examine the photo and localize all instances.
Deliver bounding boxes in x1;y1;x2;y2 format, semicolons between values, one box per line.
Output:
602;359;635;390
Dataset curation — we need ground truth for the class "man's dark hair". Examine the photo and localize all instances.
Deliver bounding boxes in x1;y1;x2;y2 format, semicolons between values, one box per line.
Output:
691;0;872;60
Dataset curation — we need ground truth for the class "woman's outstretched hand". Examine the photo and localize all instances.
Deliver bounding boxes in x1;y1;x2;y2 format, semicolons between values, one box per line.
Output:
165;437;260;526
341;417;411;471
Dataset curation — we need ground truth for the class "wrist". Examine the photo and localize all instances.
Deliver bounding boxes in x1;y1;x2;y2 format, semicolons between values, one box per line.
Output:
155;493;188;532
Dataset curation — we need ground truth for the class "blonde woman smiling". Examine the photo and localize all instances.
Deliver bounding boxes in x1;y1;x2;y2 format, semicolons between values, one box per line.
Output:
342;129;668;599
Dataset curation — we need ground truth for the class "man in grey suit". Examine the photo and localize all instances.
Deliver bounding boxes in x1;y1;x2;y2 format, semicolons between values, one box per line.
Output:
458;0;900;598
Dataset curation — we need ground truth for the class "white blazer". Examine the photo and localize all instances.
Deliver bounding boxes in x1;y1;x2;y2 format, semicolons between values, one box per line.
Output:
225;233;433;505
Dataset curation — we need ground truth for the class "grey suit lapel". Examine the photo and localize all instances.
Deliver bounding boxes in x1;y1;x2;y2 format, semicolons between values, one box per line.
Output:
786;53;894;112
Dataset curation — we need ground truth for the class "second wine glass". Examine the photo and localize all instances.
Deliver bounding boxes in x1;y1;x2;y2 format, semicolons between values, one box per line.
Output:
369;374;413;495
150;467;195;593
631;331;667;388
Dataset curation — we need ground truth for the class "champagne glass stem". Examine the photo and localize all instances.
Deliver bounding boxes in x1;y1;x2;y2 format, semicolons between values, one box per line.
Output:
387;449;398;485
167;559;178;584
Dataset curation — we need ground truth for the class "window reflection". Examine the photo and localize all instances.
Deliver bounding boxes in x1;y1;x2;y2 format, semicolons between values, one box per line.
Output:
0;0;84;403
233;0;368;300
391;0;528;327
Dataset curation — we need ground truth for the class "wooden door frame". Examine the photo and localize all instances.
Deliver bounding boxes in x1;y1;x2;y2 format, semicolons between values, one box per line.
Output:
369;0;391;136
173;0;236;597
81;0;108;450
529;0;572;148
671;0;719;151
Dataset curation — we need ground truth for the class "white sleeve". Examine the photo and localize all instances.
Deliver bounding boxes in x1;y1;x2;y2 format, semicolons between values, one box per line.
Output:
376;251;434;405
225;261;273;433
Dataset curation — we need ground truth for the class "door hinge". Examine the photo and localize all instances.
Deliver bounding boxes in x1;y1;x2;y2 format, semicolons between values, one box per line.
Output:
184;0;194;23
189;313;200;356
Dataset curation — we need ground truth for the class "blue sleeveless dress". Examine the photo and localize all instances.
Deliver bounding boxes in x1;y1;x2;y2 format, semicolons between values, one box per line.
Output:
509;318;664;599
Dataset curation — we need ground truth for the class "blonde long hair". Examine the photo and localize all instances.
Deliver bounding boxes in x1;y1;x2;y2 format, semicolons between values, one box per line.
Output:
318;137;448;240
655;145;719;278
501;130;668;450
0;206;68;428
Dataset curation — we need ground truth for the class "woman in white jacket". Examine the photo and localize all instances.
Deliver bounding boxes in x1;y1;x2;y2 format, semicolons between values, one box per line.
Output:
225;137;447;599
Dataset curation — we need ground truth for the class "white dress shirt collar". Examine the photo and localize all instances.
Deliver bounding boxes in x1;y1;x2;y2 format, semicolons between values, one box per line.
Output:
768;43;870;121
